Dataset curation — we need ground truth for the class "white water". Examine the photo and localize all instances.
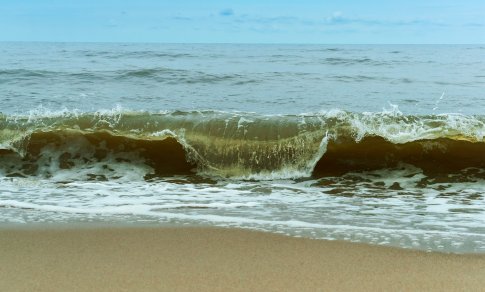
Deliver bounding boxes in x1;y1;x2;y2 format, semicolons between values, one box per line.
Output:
2;164;485;253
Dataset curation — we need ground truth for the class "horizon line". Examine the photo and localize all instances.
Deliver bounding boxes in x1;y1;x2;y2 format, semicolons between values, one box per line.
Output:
1;40;484;46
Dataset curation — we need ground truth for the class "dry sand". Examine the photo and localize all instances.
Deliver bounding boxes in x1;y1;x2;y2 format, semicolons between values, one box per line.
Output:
0;227;484;291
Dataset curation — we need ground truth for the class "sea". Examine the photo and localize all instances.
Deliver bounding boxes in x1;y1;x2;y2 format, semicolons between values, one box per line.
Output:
1;42;485;253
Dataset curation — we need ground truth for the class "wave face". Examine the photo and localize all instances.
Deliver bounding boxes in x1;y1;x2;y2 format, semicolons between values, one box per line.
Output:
315;136;485;176
2;108;485;182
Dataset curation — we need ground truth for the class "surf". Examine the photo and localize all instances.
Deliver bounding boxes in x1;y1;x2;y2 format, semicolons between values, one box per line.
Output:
1;108;485;182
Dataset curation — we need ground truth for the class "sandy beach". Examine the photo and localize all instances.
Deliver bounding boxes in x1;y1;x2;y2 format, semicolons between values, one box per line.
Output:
0;227;484;291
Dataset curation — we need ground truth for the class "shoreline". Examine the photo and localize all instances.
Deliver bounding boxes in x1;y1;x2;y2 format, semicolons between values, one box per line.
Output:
0;222;482;255
1;226;484;291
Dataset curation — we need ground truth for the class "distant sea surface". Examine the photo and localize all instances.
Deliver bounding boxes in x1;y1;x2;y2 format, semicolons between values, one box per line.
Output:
1;43;485;253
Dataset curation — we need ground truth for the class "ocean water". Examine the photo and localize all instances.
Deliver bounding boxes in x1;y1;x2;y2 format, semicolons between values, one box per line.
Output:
1;42;485;253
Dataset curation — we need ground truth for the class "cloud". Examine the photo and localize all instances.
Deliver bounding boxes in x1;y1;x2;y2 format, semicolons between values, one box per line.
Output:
464;22;484;27
326;11;345;24
220;8;234;17
172;16;192;21
319;12;447;28
232;12;437;28
240;15;300;25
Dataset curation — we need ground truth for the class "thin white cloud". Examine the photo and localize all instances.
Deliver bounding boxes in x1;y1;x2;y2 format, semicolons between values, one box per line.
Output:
238;12;448;28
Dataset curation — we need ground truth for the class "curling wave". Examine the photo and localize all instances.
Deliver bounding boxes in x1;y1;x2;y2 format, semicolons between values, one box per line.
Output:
1;108;485;181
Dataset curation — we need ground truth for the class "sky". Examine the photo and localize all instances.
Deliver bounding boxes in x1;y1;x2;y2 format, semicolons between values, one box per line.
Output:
1;0;484;44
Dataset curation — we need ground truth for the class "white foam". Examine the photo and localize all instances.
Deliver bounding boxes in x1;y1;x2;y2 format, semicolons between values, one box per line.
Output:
1;197;483;239
2;174;485;252
150;129;177;137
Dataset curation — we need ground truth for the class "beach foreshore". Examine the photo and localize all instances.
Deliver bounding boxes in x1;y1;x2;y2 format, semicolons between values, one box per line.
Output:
0;226;484;291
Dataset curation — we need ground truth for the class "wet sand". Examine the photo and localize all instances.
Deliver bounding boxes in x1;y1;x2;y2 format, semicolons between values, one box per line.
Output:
0;227;484;291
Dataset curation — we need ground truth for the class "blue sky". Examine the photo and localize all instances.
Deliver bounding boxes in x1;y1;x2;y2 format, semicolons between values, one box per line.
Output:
1;0;484;43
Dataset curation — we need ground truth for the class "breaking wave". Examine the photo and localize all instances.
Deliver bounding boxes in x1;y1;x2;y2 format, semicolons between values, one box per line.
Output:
2;107;485;181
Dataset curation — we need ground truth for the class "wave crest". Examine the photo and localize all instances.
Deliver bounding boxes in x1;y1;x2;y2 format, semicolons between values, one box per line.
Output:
2;108;485;181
